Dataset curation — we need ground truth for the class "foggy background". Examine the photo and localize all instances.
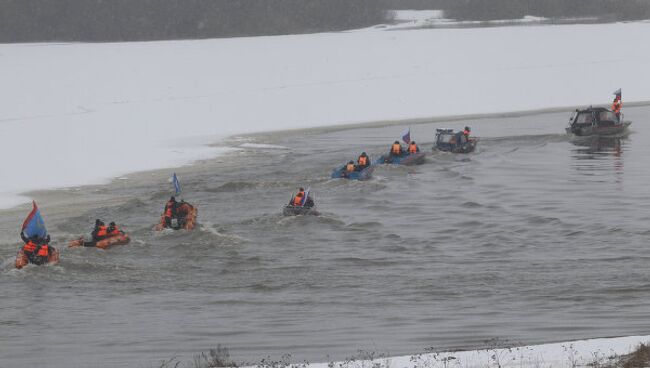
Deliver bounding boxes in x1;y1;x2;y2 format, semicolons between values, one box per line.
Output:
1;0;650;43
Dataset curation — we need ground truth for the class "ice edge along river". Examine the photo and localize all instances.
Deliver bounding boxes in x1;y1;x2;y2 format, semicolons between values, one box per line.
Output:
302;335;650;368
2;21;650;209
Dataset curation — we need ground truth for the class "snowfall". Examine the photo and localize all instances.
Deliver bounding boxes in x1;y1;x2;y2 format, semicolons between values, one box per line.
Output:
2;13;650;366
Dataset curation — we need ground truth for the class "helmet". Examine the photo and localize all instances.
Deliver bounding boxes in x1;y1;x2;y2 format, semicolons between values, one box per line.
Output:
411;141;416;144
465;126;471;131
361;152;367;156
95;219;101;224
394;141;399;144
170;196;176;201
109;222;116;226
299;187;304;191
349;160;354;164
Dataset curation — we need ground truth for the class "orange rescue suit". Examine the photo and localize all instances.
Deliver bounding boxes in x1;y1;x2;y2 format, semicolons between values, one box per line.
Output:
358;156;367;166
109;226;121;236
612;100;622;114
293;192;305;206
408;143;418;154
391;143;402;155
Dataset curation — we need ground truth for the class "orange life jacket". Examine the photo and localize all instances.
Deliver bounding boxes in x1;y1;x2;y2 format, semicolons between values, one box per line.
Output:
358;156;367;166
612;101;622;113
36;245;49;257
408;143;418;154
391;143;402;155
346;163;355;172
165;201;175;217
463;129;470;136
109;226;120;236
96;226;108;237
293;192;305;206
23;241;37;253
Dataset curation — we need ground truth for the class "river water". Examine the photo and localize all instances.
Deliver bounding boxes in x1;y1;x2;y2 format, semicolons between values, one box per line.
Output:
1;107;650;367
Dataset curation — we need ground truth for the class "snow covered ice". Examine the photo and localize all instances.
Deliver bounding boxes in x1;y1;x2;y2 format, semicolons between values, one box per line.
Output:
2;21;650;209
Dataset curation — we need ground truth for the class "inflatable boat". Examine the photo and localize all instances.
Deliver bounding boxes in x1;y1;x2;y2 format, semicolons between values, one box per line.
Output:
331;164;375;180
282;204;320;216
68;233;131;249
155;201;198;231
15;247;60;269
377;152;426;165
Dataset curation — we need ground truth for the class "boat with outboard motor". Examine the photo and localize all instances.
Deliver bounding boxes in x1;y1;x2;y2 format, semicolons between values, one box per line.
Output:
566;106;631;136
434;129;478;153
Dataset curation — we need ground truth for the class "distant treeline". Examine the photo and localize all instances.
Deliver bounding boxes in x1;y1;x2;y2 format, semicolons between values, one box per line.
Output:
444;0;650;21
0;0;386;42
382;0;650;21
2;0;650;43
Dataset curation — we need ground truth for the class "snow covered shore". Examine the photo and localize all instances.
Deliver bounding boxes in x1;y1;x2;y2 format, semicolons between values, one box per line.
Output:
252;336;650;368
2;21;650;208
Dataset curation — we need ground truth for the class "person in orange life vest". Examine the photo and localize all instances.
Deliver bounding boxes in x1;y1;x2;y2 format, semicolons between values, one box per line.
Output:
20;230;53;265
390;141;403;156
408;141;419;154
357;152;370;170
163;196;178;228
612;98;622;120
292;188;306;206
290;188;315;208
463;126;471;137
107;222;122;236
91;219;109;241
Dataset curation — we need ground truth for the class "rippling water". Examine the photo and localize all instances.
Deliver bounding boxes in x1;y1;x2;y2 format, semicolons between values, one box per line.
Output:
2;107;650;367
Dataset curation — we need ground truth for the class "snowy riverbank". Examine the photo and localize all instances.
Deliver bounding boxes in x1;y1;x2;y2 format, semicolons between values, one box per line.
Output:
186;335;650;368
2;21;650;208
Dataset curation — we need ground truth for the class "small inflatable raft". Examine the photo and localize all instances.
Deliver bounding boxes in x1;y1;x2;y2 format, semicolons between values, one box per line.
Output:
15;247;60;269
68;233;131;249
282;205;320;216
377;152;426;165
155;202;198;231
331;164;375;180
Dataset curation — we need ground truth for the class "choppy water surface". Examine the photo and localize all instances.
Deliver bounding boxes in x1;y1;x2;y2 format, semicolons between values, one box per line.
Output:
2;107;650;367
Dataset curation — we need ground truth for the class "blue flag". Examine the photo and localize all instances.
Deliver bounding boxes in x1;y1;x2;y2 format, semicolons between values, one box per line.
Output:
613;88;622;100
402;128;411;144
22;201;48;239
172;173;182;195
